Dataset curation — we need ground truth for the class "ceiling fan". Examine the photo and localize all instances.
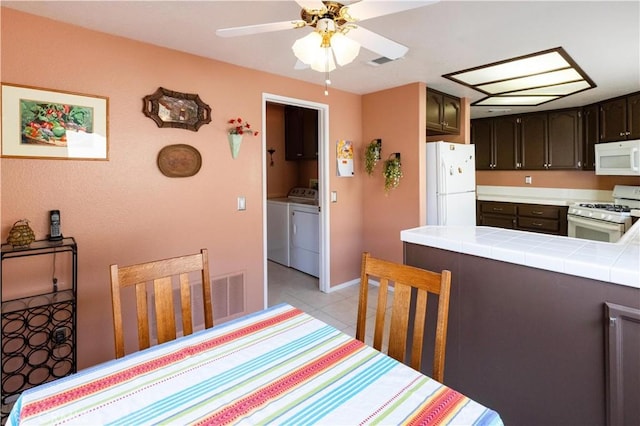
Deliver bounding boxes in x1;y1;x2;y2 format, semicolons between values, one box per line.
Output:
216;1;438;70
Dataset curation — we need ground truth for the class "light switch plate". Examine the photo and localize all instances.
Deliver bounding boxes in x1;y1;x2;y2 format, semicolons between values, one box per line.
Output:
331;191;338;203
237;196;246;210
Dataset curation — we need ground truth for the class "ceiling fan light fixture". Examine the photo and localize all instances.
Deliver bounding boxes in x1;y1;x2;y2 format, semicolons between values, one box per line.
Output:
330;32;360;66
292;31;323;65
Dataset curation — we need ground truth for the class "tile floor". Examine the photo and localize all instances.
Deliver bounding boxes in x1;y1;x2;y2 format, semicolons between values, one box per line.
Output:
267;261;392;346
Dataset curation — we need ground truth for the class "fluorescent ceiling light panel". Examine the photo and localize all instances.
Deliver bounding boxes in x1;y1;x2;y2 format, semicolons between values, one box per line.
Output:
505;80;592;96
443;47;595;106
474;96;560;106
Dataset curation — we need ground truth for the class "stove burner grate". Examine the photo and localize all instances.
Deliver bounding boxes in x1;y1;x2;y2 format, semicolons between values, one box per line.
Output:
578;203;631;213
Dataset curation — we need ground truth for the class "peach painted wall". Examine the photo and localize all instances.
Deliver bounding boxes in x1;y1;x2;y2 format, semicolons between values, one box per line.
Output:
1;8;362;368
361;83;423;263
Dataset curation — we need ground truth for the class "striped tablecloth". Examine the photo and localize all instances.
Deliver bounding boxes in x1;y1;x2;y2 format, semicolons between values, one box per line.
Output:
8;303;503;425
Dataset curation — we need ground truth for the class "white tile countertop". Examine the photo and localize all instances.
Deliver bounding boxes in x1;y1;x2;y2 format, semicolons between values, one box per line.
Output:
476;185;613;206
401;221;640;289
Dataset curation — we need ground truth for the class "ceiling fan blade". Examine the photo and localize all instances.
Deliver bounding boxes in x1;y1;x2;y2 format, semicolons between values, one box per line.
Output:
216;20;304;38
295;0;326;11
345;0;439;21
346;26;408;60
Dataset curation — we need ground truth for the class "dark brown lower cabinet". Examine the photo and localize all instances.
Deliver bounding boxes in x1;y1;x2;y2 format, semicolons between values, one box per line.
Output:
477;201;568;236
605;303;640;426
403;243;640;426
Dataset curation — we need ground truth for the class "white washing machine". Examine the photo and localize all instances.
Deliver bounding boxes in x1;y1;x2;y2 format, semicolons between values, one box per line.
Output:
267;188;319;276
290;201;319;277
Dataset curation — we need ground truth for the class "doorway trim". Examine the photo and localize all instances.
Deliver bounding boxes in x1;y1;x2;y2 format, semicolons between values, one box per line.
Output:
262;93;330;307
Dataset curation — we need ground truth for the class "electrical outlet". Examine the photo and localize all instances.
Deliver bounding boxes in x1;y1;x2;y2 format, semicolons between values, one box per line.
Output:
525;176;532;184
53;327;67;344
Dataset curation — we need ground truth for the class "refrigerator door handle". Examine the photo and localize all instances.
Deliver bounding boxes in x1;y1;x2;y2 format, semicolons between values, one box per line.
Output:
440;159;447;195
438;195;446;225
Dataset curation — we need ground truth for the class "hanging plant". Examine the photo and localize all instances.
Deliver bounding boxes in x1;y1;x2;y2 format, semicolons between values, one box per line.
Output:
364;139;381;175
383;154;402;193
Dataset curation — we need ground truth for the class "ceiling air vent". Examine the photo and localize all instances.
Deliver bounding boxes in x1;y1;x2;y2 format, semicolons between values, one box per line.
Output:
367;56;396;67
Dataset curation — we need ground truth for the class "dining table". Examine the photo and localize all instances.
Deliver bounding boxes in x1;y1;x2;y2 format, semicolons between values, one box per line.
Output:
8;303;503;425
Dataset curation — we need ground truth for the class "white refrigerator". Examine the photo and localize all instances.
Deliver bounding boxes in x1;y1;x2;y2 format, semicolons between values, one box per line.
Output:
426;141;476;225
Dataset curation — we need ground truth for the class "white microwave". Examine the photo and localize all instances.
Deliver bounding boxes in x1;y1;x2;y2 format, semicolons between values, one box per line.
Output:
595;140;640;175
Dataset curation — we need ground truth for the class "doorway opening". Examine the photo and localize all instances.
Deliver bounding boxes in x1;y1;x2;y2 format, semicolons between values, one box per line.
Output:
262;93;330;308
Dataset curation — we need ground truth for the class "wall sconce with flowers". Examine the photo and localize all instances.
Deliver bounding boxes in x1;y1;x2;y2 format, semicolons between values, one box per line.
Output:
383;152;402;193
227;117;259;159
364;139;382;175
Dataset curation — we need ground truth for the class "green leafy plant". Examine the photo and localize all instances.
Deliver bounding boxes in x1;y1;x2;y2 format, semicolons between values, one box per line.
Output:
383;154;403;193
364;139;381;175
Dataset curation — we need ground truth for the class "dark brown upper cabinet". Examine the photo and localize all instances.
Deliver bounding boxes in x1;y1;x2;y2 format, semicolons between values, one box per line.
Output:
600;93;640;142
520;113;548;170
547;109;582;170
473;110;582;171
471;116;518;170
471;118;494;170
426;88;461;135
582;104;599;170
285;106;318;161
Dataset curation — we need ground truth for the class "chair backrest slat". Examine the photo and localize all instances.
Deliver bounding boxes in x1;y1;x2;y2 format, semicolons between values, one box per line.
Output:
110;249;213;358
356;252;452;383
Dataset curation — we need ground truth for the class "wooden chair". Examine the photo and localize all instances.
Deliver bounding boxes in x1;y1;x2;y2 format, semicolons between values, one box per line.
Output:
356;252;452;382
110;249;213;358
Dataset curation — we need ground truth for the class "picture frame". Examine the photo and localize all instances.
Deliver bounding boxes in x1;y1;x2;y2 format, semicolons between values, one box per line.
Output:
142;87;211;132
1;83;109;160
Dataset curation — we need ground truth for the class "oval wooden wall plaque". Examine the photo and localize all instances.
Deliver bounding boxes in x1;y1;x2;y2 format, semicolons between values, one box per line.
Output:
157;144;202;177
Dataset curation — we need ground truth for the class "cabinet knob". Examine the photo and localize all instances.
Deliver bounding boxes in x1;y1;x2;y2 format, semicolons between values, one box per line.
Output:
620;132;625;136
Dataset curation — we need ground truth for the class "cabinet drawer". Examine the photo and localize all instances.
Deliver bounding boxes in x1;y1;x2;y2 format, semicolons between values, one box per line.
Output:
518;217;560;233
480;202;517;215
482;215;516;229
518;204;563;219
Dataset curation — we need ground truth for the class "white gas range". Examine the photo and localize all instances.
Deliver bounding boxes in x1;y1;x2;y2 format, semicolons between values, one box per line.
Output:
568;185;640;243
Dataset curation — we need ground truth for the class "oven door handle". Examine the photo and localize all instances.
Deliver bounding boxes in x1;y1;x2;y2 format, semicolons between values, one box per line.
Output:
567;214;625;232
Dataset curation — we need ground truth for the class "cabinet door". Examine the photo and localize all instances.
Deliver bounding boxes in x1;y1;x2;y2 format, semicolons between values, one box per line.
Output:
284;106;304;160
301;108;319;159
600;98;627;142
520;113;548;170
582;104;599;170
605;303;640;426
627;93;640;140
442;95;461;134
471;119;494;170
426;90;444;132
285;106;318;160
493;116;518;170
548;109;581;169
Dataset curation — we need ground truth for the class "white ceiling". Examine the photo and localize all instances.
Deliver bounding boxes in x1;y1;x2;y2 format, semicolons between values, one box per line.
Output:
3;0;639;118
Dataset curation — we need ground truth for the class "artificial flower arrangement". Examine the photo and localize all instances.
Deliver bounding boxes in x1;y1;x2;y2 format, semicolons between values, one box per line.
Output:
383;154;403;193
227;117;259;136
364;139;382;175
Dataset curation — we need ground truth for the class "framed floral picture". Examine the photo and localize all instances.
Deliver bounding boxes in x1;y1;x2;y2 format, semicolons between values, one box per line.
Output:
1;83;109;160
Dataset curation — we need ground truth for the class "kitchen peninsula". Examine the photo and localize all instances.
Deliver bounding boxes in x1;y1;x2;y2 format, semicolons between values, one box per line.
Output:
400;221;639;425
